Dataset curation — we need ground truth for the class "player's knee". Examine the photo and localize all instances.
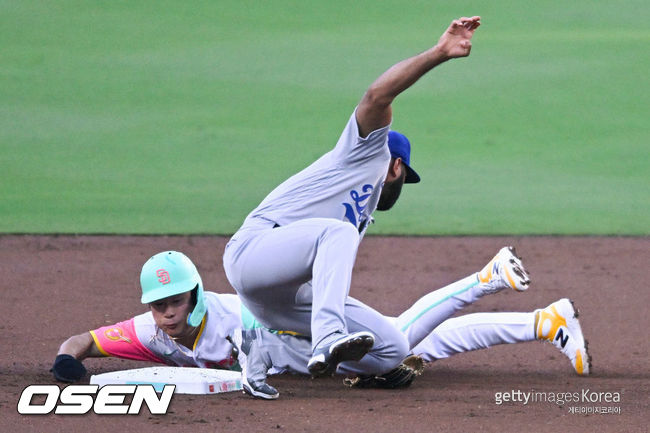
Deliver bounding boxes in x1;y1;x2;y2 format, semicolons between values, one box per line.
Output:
392;334;411;365
321;220;359;244
373;331;410;374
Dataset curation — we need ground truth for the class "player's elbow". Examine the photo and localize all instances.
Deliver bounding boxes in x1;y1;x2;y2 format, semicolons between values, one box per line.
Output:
357;85;393;136
361;84;393;110
58;332;96;360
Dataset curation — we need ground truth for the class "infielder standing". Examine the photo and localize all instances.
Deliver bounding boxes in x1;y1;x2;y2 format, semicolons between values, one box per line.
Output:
223;16;485;377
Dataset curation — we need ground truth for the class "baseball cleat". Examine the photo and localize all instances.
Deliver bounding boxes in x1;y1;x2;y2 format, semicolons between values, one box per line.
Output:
535;298;591;376
242;376;279;400
477;246;531;294
308;331;375;378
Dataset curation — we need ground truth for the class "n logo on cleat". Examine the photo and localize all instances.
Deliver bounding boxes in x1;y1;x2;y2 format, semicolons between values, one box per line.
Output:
555;329;569;348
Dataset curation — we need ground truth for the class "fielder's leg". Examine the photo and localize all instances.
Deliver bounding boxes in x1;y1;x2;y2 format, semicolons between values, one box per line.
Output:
239;301;407;382
224;217;383;370
337;297;409;376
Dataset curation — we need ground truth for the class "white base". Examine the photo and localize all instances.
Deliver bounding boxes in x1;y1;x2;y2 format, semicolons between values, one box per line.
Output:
90;366;242;394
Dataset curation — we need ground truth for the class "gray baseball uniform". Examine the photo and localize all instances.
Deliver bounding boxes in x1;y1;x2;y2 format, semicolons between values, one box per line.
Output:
223;109;408;375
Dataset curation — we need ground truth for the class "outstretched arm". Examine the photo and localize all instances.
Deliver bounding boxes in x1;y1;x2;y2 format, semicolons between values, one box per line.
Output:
51;332;103;382
58;332;103;360
356;16;481;137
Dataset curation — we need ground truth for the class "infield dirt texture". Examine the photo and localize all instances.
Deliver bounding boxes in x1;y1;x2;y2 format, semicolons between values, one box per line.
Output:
1;235;648;432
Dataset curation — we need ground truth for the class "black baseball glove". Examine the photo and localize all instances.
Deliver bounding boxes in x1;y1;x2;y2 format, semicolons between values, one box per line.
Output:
51;354;87;382
343;354;424;389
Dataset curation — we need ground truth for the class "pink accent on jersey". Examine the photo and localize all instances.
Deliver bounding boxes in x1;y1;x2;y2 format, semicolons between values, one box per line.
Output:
91;319;165;364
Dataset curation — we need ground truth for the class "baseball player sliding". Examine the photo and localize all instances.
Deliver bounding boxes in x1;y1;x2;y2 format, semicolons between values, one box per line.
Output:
52;249;590;400
223;16;486;377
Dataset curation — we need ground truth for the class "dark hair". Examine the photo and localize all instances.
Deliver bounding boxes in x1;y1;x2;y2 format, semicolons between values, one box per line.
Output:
190;284;199;307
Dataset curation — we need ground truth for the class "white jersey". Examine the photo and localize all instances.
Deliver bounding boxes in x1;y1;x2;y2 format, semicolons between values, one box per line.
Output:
90;292;245;370
243;109;391;233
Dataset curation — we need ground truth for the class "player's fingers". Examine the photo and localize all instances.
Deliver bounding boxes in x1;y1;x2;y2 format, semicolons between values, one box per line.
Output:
461;17;480;30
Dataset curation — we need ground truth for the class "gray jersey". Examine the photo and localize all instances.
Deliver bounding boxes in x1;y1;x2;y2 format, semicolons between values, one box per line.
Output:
224;108;410;374
243;109;391;232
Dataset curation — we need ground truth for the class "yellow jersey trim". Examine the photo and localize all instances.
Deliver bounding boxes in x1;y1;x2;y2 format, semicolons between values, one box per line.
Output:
89;330;110;357
192;315;207;352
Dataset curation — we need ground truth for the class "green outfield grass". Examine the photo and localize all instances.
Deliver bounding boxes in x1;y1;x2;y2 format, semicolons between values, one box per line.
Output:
1;1;648;234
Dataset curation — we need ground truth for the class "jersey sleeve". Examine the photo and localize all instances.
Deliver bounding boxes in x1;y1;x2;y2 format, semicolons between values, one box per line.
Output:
90;318;165;364
331;108;391;164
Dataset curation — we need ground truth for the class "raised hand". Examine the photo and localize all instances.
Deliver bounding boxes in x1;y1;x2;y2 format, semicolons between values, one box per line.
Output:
356;14;483;136
436;16;481;59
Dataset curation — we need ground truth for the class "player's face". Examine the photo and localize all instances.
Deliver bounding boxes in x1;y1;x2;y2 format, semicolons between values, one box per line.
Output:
377;162;406;211
149;291;194;339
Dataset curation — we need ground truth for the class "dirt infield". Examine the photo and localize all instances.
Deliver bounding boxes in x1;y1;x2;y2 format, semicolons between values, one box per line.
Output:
1;235;648;432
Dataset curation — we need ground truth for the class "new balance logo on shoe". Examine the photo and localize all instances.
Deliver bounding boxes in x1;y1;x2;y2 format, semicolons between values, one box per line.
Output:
535;299;591;375
555;328;569;348
477;247;530;293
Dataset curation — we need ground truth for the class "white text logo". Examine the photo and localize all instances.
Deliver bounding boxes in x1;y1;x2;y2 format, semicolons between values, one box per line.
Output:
17;384;175;415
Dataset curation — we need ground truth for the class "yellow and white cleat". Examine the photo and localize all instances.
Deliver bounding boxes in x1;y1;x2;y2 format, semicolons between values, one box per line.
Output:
535;298;591;375
478;246;531;294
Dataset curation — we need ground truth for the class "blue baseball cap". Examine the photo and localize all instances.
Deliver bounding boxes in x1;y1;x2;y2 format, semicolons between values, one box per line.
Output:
388;131;420;183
